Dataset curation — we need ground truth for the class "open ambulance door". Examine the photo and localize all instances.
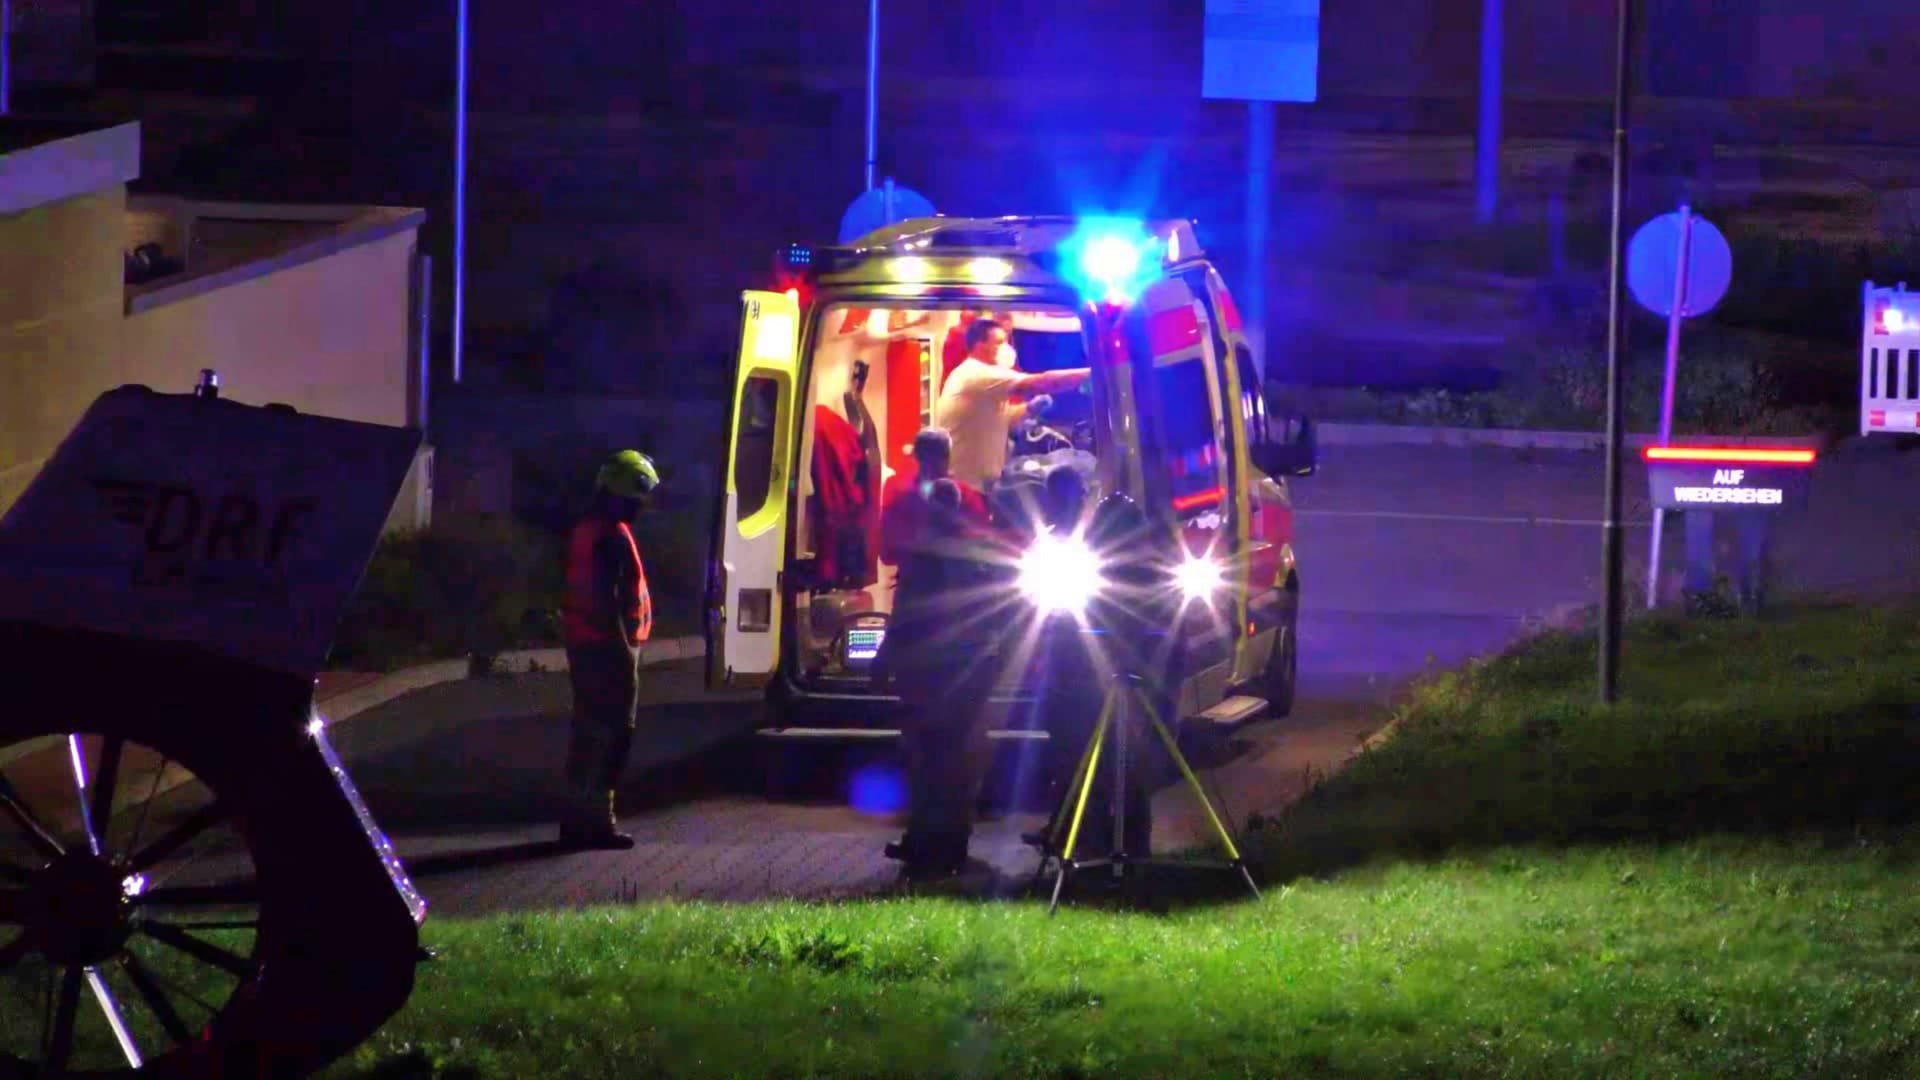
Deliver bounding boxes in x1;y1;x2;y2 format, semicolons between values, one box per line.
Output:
1122;276;1246;709
707;290;802;690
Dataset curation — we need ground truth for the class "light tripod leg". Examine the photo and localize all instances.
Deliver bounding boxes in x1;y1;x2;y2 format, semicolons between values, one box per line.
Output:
1048;687;1115;917
1043;698;1105;851
1146;705;1261;901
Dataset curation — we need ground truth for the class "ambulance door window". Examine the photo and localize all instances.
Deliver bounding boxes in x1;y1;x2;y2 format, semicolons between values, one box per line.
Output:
1152;358;1228;520
1236;346;1268;448
734;376;781;520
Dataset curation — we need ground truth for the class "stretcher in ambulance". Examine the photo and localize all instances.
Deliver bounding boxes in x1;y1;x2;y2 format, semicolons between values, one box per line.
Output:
707;216;1317;738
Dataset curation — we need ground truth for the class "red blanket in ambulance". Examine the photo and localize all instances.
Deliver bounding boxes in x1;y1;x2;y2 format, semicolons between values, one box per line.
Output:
810;404;877;588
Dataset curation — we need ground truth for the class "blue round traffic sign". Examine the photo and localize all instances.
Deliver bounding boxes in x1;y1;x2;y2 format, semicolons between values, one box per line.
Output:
838;182;937;244
1627;211;1732;318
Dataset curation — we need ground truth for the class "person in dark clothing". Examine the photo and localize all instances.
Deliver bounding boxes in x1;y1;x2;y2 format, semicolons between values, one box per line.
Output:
557;449;659;850
874;428;1006;879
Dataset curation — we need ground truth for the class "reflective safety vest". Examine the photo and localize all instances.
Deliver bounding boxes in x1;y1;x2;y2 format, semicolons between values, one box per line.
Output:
562;516;652;647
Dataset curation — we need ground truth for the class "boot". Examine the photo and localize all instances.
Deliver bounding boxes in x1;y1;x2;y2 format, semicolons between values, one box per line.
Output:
559;791;635;850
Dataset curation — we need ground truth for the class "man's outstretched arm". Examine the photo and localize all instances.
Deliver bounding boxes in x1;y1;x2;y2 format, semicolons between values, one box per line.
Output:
1015;368;1091;396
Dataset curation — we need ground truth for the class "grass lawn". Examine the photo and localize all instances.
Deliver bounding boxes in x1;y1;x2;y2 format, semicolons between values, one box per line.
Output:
326;603;1920;1079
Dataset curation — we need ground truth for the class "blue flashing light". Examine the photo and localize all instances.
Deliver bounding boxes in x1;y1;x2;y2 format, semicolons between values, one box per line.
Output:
780;244;814;270
1059;217;1162;305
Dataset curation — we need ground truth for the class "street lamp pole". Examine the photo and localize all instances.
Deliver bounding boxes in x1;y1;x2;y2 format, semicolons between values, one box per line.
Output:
864;0;879;190
451;0;470;384
1598;0;1636;703
1474;0;1502;223
1;0;13;117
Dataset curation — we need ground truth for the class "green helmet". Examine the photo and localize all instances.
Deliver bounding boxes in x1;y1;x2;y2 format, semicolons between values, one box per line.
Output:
596;450;660;499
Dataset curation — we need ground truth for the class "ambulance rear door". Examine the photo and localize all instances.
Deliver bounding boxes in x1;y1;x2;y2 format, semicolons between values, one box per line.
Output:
1121;276;1243;692
708;289;802;690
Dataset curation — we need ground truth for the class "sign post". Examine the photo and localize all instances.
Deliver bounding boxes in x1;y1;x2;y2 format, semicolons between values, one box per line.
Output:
1625;206;1733;607
1641;446;1815;612
1202;0;1322;382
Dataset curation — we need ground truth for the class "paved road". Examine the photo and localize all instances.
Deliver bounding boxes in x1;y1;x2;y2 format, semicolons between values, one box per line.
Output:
331;438;1919;915
11;440;1913;915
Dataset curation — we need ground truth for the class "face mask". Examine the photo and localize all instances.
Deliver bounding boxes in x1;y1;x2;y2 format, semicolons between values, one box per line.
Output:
994;343;1017;369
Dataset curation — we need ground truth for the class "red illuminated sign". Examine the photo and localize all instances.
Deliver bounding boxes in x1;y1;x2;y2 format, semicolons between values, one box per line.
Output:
1641;446;1815;466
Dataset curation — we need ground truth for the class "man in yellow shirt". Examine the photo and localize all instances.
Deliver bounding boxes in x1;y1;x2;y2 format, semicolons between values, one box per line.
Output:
933;319;1090;492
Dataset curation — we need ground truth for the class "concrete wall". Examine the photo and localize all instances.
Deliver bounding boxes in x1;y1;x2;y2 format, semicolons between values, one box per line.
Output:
122;227;431;531
0;186;131;515
124;229;415;424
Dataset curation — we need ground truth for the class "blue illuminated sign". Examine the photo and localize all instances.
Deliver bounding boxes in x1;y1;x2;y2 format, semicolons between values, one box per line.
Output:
1202;0;1321;103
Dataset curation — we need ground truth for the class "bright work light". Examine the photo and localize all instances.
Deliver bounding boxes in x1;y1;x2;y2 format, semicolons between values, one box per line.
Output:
1017;531;1105;617
1172;553;1225;603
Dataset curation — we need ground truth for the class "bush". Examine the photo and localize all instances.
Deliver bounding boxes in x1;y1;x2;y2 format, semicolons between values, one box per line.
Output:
330;513;566;672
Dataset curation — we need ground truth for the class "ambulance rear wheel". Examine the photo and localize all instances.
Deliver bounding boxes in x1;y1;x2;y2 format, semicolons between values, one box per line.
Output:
0;731;269;1077
1264;605;1299;720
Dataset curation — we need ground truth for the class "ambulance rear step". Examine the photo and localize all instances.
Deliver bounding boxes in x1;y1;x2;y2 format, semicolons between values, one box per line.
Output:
1195;696;1269;726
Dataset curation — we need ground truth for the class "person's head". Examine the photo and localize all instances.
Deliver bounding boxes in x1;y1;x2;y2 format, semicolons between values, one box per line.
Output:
594;449;660;519
1044;466;1089;531
963;317;1014;368
911;427;953;482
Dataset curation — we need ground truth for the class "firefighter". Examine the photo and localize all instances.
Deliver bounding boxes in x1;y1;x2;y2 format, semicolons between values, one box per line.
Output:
557;449;659;850
874;428;1004;878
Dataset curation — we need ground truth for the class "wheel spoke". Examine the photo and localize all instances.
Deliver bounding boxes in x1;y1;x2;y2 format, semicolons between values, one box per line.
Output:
86;966;145;1068
121;951;193;1044
135;879;260;908
140;921;254;978
127;801;226;875
87;736;126;859
126;753;173;865
0;774;63;861
45;965;83;1072
160;919;259;932
67;734;97;856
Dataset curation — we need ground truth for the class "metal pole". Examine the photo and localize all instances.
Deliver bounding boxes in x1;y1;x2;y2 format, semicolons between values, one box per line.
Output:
1599;0;1636;704
1643;204;1692;609
415;253;435;429
864;0;879;191
452;0;469;384
1;0;12;117
1246;101;1274;381
1475;0;1503;224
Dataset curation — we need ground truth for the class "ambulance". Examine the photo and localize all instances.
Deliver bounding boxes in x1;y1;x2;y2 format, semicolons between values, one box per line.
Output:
706;215;1318;739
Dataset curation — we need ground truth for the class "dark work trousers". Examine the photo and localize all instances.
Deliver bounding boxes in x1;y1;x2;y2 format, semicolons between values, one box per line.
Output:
563;641;640;831
899;666;996;852
885;590;998;865
1683;510;1772;608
